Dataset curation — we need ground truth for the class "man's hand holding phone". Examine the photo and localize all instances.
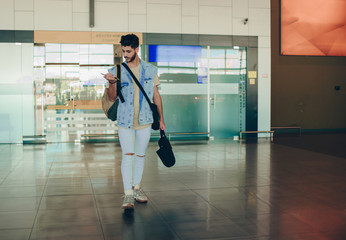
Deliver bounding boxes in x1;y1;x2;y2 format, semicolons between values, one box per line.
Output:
102;73;116;84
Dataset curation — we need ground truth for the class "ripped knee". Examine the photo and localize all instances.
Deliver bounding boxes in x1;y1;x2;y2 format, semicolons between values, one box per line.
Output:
125;153;135;155
136;155;145;158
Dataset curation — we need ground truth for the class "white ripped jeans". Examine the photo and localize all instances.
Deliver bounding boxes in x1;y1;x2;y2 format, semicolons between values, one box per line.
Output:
118;126;151;192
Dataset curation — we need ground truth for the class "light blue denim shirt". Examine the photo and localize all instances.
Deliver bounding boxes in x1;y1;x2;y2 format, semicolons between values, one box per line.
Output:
108;60;157;129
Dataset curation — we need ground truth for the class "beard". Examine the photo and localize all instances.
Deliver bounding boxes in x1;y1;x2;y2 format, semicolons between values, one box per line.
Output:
126;52;137;63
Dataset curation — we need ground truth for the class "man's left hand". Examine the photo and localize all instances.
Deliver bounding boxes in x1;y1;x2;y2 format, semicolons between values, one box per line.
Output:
160;120;166;131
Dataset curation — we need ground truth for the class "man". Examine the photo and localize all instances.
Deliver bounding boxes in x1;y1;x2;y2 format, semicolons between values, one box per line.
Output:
103;34;165;211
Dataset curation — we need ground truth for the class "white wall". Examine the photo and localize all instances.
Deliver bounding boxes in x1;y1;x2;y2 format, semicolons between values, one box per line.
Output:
1;0;269;36
0;0;271;137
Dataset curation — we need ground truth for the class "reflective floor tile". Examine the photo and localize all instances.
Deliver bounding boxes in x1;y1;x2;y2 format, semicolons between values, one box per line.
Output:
141;180;189;192
170;218;250;240
43;184;93;196
177;177;233;190
46;177;91;186
30;225;104;240
193;187;250;202
0;134;345;239
210;198;273;218
48;169;89;178
235;213;316;236
98;203;163;224
141;173;177;182
94;193;124;208
0;211;36;229
0;178;47;187
34;208;100;228
274;201;346;233
0;229;31;240
263;232;332;240
92;182;124;195
321;231;346;240
146;190;206;205
90;177;123;184
0;197;41;211
39;195;96;210
154;201;229;223
103;221;181;240
0;186;45;198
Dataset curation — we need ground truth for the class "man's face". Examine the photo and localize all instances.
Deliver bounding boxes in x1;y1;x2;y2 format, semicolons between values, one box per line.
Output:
122;46;138;63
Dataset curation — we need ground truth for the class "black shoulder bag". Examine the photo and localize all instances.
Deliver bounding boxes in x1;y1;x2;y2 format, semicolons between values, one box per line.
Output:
156;129;176;167
121;63;160;130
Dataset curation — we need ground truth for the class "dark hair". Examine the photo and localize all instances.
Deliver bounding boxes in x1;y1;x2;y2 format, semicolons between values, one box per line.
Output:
120;34;139;49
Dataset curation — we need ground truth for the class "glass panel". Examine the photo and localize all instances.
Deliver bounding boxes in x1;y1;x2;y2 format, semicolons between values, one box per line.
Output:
34;57;45;66
80;66;110;86
33;44;45;136
88;54;113;64
32;42;247;142
45;66;61;79
44;81;58;105
210;48;225;58
226;49;239;58
142;44;247;138
80;44;114;64
210;94;240;137
61;66;79;79
0;43;35;143
88;44;113;54
226;58;240;69
145;44;208;135
46;53;61;63
209;47;247;138
36;43;115;142
80;54;89;65
209;59;225;68
61;44;79;52
34;46;45;56
61;52;79;63
80;44;89;54
45;44;60;52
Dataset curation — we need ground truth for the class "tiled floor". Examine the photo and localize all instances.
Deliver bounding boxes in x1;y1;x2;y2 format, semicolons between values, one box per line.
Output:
0;134;345;240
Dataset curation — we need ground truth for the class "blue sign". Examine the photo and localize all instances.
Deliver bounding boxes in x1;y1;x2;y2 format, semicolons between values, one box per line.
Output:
149;45;202;62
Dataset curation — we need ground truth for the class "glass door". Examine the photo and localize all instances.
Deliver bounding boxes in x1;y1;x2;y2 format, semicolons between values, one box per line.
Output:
207;47;247;138
143;44;247;139
34;43;247;142
144;45;208;138
34;43;117;142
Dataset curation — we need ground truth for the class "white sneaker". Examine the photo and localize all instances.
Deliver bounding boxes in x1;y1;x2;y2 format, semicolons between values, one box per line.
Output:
121;194;134;209
134;188;148;203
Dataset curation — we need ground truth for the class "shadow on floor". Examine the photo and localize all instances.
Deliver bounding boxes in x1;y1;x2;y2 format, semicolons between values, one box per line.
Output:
273;132;346;159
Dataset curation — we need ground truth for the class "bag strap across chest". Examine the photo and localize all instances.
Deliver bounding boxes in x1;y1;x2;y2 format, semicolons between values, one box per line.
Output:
121;63;152;106
116;64;125;103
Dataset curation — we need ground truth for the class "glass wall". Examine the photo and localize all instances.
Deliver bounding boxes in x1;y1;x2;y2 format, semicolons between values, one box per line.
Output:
208;47;247;138
146;45;208;134
33;43;116;142
142;45;246;138
0;43;34;143
29;43;247;142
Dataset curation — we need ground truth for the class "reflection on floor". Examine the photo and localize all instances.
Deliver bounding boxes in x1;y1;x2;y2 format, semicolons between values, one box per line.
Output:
0;135;345;240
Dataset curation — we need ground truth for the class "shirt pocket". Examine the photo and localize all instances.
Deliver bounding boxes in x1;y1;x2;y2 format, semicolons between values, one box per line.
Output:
143;78;153;91
143;77;153;84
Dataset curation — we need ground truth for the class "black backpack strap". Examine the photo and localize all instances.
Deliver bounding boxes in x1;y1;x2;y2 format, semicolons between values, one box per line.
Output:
116;64;125;103
121;63;152;106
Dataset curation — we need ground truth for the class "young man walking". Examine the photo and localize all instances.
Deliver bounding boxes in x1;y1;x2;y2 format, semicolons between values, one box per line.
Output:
103;34;165;211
